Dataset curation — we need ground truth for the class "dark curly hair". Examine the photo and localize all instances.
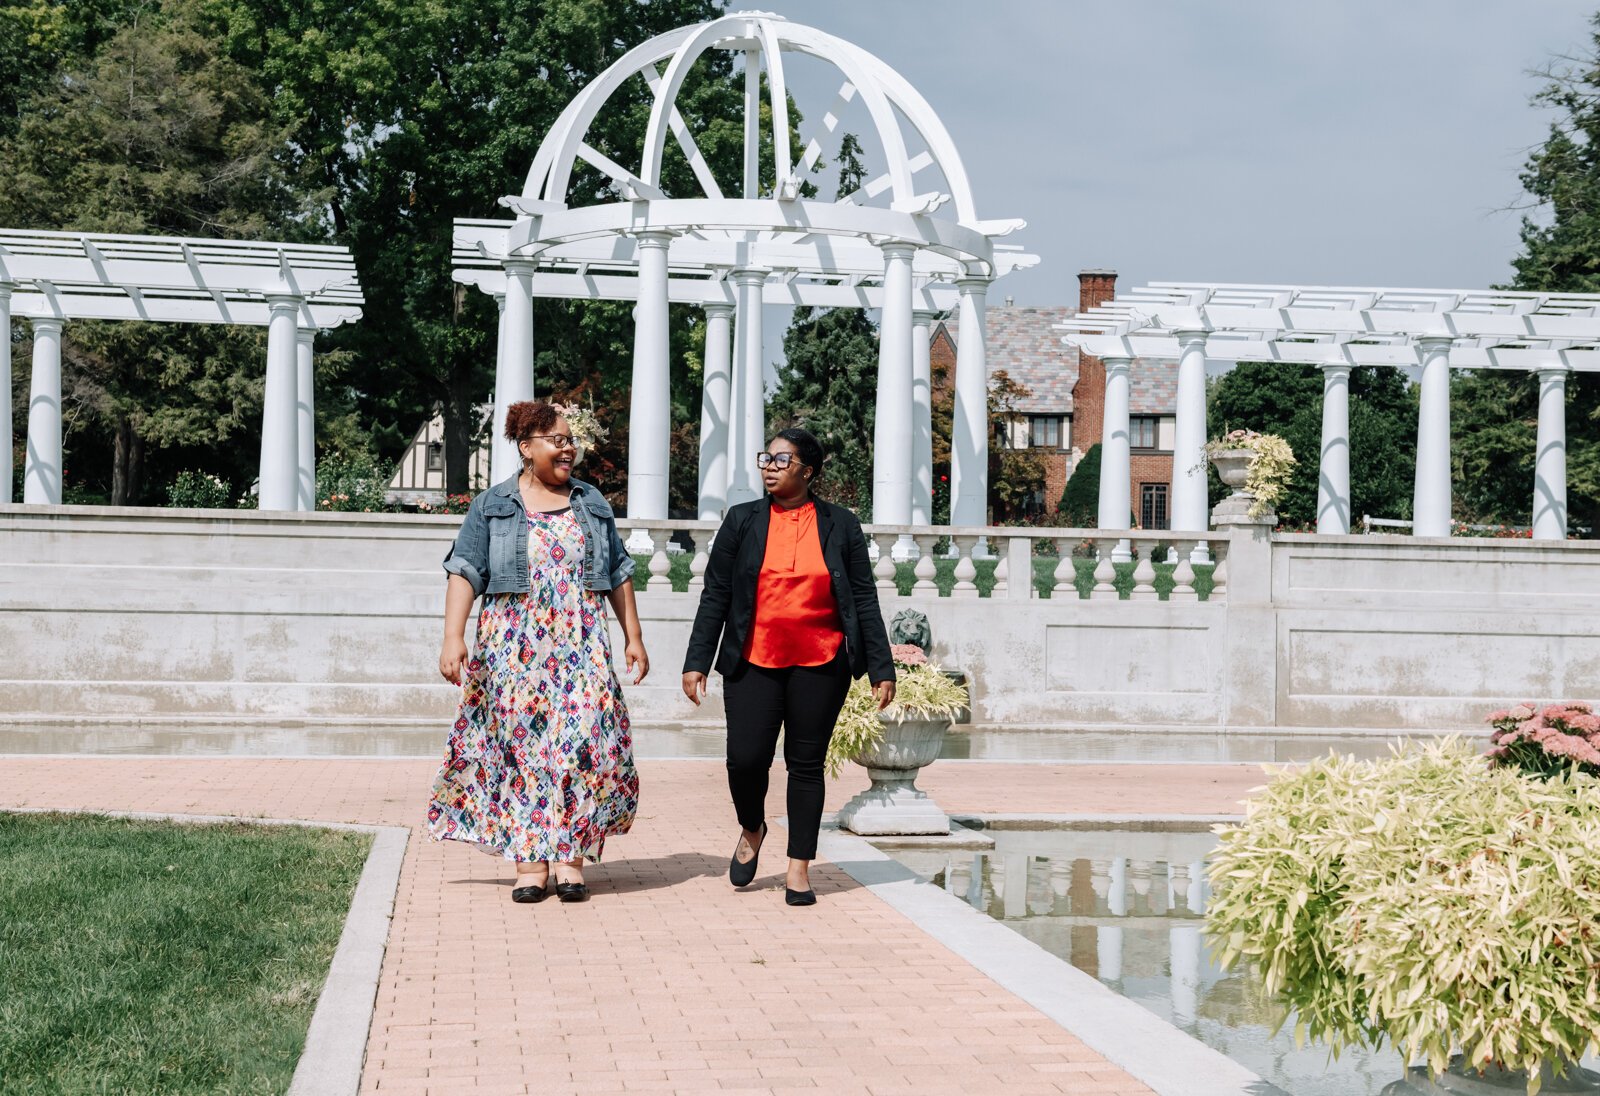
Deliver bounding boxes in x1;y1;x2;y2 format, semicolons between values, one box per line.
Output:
771;426;827;480
504;400;559;442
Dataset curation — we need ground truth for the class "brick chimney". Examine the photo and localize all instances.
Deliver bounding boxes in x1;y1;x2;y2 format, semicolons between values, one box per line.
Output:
1071;269;1118;454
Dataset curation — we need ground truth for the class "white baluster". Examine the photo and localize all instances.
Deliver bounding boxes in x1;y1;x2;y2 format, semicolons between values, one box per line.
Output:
991;545;1008;600
1208;548;1227;601
873;532;899;594
1169;540;1198;601
1052;536;1077;600
912;533;939;595
951;534;980;599
687;534;710;596
1091;539;1118;600
648;529;673;592
1129;541;1158;601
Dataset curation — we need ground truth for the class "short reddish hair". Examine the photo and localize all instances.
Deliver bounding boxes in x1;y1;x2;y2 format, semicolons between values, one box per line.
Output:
504;400;559;442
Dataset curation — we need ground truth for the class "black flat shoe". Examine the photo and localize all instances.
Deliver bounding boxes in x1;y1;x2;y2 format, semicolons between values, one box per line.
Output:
555;881;589;903
511;881;550;903
729;822;767;888
785;887;816;907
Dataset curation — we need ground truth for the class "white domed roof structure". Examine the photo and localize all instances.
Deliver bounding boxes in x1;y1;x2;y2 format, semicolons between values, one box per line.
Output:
454;10;1035;525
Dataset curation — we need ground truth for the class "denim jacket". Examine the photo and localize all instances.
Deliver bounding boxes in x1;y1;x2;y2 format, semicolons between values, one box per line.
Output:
441;475;635;596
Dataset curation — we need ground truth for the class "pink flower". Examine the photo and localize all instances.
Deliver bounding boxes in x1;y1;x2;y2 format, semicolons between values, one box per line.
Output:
890;643;928;666
1509;704;1536;721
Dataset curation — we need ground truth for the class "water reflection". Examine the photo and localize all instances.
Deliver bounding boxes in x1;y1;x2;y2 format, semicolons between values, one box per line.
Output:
889;829;1408;1096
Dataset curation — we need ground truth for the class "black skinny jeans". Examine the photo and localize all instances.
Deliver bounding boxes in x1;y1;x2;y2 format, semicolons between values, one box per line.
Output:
723;647;853;860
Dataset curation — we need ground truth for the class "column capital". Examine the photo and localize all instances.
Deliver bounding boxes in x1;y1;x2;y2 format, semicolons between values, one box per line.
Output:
878;241;917;261
1172;329;1209;348
1102;354;1133;374
626;228;678;249
264;293;302;315
1536;363;1571;379
29;316;63;334
1415;335;1454;354
502;257;539;276
955;275;990;294
729;267;767;287
1319;362;1352;377
702;301;735;318
911;308;941;325
0;282;12;302
296;327;316;346
492;291;506;311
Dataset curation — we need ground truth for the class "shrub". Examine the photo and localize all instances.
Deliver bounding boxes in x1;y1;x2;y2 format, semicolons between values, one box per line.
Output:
315;452;392;512
165;471;233;510
824;645;968;777
1058;443;1100;526
1487;702;1600;778
1206;742;1600;1092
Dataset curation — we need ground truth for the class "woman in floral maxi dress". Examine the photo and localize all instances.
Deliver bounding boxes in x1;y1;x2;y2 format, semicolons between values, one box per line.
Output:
427;401;648;903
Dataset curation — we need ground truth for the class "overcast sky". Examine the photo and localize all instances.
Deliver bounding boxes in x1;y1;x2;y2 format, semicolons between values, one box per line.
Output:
756;0;1598;304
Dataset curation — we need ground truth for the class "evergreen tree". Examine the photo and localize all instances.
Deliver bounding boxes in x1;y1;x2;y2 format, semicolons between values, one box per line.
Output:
1058;443;1100;527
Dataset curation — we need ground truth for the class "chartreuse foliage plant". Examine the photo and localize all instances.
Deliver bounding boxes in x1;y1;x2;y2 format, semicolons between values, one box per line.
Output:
1206;742;1600;1095
824;645;968;778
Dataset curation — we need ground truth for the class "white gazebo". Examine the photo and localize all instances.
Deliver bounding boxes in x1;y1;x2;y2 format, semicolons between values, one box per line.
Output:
1060;282;1600;542
451;10;1035;523
0;229;363;509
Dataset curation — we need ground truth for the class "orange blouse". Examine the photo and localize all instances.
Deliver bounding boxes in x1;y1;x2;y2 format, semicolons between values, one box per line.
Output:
743;501;844;669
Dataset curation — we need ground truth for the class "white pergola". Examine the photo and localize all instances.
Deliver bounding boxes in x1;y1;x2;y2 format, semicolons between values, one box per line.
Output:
451;10;1036;523
1060;282;1600;542
1;230;363;509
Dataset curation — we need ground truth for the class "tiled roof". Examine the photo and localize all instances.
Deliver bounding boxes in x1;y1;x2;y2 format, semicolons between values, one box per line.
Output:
938;306;1176;416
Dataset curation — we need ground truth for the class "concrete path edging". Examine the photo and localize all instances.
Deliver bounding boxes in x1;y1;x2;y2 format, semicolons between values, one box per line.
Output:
815;824;1287;1096
3;807;407;1096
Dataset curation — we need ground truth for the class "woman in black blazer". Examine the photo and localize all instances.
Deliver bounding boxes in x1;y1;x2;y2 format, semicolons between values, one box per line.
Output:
682;428;896;905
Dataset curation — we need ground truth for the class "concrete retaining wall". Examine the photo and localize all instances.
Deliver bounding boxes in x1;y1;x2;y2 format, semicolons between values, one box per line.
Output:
3;505;1596;733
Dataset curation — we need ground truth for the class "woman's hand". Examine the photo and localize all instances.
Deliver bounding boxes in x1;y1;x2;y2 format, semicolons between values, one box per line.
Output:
439;635;469;685
873;680;896;711
625;638;650;684
682;671;707;706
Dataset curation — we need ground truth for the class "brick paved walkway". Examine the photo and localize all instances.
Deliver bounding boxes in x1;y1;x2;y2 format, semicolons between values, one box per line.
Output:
0;756;1262;1095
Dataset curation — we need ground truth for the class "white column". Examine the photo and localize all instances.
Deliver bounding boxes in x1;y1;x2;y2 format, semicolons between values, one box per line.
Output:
1413;336;1453;537
627;231;673;521
698;302;734;519
911;308;938;526
493;263;536;485
950;277;990;527
1315;364;1351;534
1170;926;1201;1026
257;296;301;511
0;284;11;503
873;244;915;526
22;317;63;505
295;327;316;511
1097;356;1132;531
487;292;507;483
726;268;766;507
1533;366;1569;541
1170;330;1210;536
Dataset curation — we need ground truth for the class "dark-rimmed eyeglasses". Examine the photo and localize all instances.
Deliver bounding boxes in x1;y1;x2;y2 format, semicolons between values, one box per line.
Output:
526;434;576;449
756;452;798;469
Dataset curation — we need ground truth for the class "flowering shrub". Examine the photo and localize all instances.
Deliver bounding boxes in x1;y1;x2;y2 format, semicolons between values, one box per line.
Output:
315;452;392;512
165;471;232;510
824;644;968;777
415;493;475;516
1487;701;1600;778
1203;428;1296;519
1207;741;1600;1093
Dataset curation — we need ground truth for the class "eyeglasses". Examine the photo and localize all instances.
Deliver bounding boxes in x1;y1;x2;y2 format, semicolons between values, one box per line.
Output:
756;452;798;469
526;434;576;449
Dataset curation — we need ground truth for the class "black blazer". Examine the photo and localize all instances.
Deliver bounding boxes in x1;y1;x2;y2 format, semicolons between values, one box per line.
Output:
683;496;896;683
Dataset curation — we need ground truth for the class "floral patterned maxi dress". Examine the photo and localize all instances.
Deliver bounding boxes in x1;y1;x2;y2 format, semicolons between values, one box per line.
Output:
426;508;638;862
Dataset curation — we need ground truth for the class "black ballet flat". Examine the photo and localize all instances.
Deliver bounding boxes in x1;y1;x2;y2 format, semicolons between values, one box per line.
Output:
729;822;767;888
785;887;816;907
555;881;589;903
511;880;550;904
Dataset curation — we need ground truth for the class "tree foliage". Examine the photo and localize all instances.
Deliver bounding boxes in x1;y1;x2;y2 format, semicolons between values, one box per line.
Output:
1058;442;1100;527
769;306;879;516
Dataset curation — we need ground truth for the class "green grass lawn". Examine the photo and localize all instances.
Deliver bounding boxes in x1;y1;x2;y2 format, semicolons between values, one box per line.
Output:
0;813;371;1096
631;551;1215;600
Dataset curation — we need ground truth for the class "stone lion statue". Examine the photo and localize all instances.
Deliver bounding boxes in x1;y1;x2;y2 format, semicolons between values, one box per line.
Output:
888;609;932;651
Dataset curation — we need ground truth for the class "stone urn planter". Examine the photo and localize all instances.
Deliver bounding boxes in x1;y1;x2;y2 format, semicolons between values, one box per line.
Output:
1383;1055;1600;1094
1208;447;1271;523
835;714;952;836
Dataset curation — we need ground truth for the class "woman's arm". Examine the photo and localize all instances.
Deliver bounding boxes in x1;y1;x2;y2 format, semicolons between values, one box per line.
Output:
606;578;649;684
439;574;477;685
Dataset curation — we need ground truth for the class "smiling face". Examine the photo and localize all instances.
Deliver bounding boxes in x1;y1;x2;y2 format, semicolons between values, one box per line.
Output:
519;414;575;485
760;437;811;499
